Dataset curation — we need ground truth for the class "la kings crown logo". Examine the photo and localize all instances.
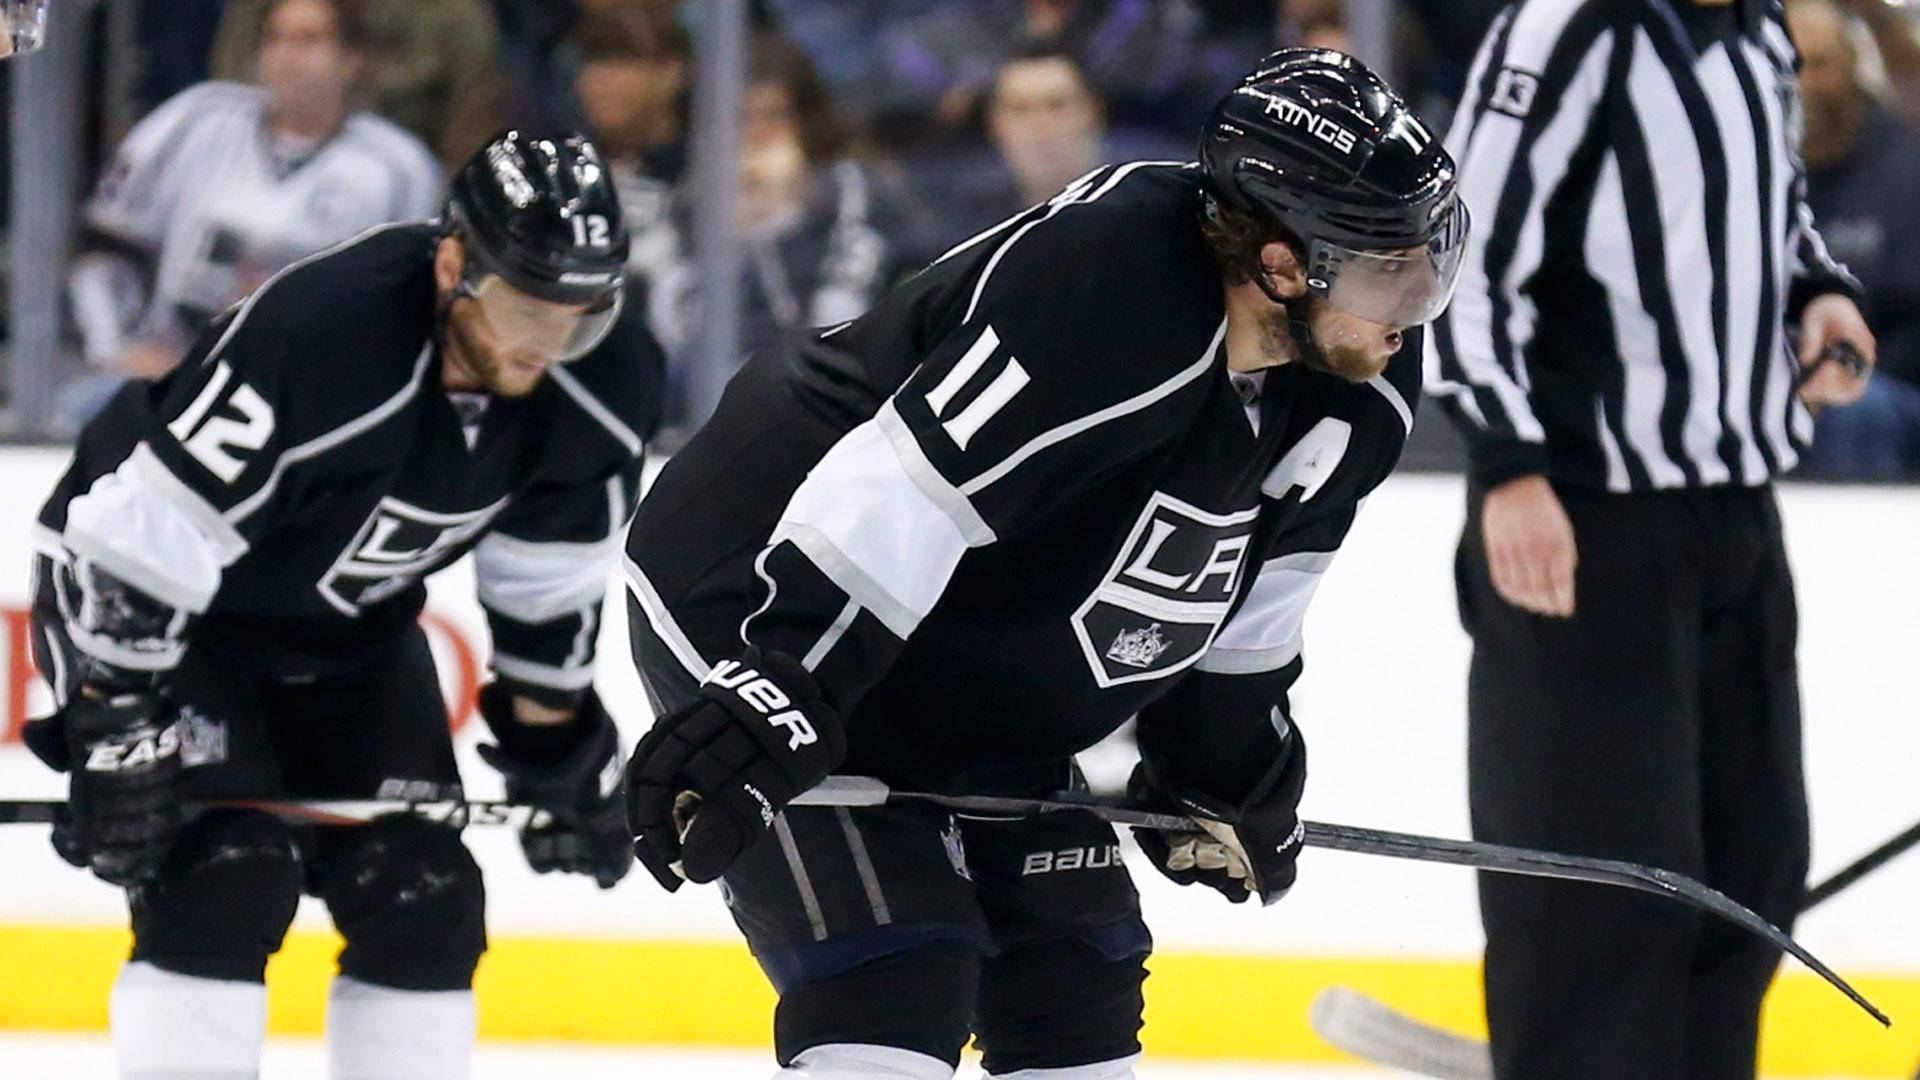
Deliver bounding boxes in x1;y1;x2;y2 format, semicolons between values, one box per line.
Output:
1106;623;1169;669
1072;492;1257;687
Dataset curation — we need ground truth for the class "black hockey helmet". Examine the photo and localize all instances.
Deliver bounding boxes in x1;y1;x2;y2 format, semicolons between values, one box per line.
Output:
445;130;630;359
1200;48;1469;327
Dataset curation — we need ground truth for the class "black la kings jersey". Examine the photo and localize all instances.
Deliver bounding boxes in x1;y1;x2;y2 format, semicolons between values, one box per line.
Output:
626;162;1419;797
38;223;652;701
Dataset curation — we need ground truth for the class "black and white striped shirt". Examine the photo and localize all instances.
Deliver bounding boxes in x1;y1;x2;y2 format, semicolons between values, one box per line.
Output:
1426;0;1861;492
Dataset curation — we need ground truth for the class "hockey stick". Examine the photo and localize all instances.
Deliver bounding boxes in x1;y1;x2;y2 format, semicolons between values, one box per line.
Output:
0;796;555;830
1311;988;1490;1080
0;776;1889;1026
781;780;1886;1026
1805;817;1920;909
1312;817;1920;1076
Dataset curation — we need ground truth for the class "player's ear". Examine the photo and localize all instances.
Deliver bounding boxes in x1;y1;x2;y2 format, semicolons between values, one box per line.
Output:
433;237;466;296
1260;241;1308;300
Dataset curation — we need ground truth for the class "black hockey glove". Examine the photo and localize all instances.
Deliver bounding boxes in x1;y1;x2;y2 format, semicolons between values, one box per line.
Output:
34;692;183;887
475;683;632;889
624;648;844;891
1127;733;1307;906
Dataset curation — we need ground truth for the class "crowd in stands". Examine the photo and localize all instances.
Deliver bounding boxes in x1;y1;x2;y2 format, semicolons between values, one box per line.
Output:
45;0;1920;476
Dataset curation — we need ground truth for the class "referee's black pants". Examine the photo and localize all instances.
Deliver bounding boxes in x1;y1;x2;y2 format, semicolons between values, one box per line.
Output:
1457;483;1808;1080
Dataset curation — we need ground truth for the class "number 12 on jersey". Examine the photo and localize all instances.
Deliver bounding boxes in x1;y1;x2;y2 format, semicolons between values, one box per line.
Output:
166;359;277;484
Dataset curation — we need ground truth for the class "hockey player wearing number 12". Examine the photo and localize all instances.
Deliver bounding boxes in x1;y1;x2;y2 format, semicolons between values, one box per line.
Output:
623;49;1469;1080
22;132;658;1079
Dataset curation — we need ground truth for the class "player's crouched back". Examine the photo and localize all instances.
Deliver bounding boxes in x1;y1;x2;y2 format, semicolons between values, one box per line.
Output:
22;130;659;1080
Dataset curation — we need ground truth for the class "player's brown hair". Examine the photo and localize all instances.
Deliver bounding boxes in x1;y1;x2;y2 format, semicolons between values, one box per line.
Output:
1200;194;1306;287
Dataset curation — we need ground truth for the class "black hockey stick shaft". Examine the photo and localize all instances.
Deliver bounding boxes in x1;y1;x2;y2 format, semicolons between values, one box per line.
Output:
0;781;1889;1026
787;779;1889;1026
1804;818;1920;910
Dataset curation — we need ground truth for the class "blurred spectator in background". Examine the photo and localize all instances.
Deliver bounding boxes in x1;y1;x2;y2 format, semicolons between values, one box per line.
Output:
648;32;935;442
66;0;439;417
135;0;229;111
1791;0;1920;479
1822;0;1920;128
1395;0;1506;126
573;0;689;412
575;0;689;189
491;0;590;135
211;0;504;170
920;44;1145;251
760;0;945;93
865;0;1216;155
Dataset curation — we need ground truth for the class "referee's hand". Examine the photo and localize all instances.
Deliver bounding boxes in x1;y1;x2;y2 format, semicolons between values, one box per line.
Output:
1481;474;1577;618
1798;294;1877;411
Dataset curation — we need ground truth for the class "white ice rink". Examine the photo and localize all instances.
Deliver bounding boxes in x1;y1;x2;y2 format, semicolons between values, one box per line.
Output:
3;462;1916;1077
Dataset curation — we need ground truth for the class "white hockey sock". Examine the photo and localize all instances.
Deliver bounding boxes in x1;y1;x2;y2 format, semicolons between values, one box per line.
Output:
111;960;268;1080
987;1054;1140;1079
325;976;474;1080
774;1042;956;1079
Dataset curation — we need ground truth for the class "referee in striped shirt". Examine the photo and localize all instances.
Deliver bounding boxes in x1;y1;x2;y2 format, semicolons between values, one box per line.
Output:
1429;1;1876;1076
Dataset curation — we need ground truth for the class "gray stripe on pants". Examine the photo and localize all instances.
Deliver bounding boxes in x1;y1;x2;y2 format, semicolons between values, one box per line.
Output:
835;807;893;926
772;813;829;941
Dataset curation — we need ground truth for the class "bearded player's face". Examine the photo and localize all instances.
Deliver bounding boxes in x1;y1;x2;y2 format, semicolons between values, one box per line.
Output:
434;238;588;398
1248;291;1404;384
443;296;555;398
1302;299;1406;383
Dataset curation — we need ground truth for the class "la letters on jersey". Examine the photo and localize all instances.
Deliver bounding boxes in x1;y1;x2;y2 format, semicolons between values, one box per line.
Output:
1073;492;1258;688
318;496;509;615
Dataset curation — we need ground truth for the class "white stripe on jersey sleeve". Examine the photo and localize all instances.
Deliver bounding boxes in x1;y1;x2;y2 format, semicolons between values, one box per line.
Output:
60;444;249;615
623;556;713;682
490;651;597;693
1194;550;1338;675
474;531;623;624
769;403;986;640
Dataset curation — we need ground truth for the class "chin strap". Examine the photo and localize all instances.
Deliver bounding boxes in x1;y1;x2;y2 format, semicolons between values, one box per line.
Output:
1254;270;1332;375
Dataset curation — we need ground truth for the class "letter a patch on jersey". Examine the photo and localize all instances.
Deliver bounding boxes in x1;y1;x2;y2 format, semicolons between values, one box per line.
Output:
1071;492;1257;687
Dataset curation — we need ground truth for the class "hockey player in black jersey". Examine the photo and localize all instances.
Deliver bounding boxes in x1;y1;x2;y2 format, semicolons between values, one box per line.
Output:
23;131;657;1079
623;50;1468;1080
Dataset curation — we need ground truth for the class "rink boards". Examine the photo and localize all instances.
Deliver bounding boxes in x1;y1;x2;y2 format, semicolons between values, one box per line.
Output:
0;446;1915;1074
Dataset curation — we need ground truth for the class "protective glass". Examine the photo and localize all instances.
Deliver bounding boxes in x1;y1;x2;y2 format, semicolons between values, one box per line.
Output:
1307;199;1472;328
459;272;623;362
0;0;46;57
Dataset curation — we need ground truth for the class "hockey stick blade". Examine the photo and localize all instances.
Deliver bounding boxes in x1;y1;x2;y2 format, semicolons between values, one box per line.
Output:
1311;818;1920;1075
1310;988;1490;1080
0;797;552;830
788;780;1890;1026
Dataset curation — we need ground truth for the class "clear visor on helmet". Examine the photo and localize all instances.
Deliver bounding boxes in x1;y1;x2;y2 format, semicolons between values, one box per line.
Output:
1306;199;1471;329
459;272;624;362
